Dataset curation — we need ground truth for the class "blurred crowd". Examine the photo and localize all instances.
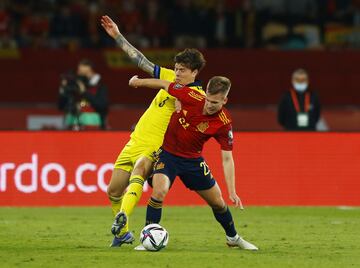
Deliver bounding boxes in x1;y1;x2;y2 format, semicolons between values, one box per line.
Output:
1;0;360;50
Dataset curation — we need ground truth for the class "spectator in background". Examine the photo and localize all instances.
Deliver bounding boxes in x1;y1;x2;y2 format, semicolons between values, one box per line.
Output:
115;0;148;48
49;3;87;49
2;0;360;49
142;0;168;47
0;2;17;48
19;11;49;48
277;68;321;131
211;0;236;47
172;0;207;48
58;59;108;130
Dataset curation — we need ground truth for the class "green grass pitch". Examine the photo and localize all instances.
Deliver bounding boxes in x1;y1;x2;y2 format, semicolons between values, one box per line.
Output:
0;206;359;268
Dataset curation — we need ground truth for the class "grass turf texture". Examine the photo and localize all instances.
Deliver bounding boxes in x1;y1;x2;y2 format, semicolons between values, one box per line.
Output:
0;206;359;268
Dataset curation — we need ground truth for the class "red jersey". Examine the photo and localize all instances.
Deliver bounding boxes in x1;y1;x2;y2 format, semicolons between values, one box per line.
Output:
162;83;233;158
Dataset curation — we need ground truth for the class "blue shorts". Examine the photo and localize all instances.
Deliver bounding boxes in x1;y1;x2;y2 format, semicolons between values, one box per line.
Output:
152;149;216;191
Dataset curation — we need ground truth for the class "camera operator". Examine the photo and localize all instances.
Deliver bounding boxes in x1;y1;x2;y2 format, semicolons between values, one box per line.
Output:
58;59;108;130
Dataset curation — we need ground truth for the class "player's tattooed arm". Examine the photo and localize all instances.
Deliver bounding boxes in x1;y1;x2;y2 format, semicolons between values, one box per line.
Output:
101;15;155;76
114;35;155;76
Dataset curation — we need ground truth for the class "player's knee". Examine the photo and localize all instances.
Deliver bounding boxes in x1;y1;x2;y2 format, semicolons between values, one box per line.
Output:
132;166;146;178
107;185;121;197
107;181;125;197
209;198;226;212
152;186;168;201
133;157;152;177
211;204;226;212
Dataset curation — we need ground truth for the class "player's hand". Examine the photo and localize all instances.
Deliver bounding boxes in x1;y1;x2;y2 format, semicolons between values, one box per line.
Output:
175;99;182;113
100;15;120;39
129;75;140;88
229;192;244;209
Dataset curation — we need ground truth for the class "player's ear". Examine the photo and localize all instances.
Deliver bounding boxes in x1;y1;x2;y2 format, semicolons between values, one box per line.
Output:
223;97;228;105
192;69;198;77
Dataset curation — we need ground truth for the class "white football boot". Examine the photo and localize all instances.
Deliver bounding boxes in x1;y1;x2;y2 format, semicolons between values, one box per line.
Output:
226;236;258;250
134;244;146;251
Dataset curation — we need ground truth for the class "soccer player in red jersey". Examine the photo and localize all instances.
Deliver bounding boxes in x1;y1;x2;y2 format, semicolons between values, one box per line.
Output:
101;15;206;247
129;75;258;250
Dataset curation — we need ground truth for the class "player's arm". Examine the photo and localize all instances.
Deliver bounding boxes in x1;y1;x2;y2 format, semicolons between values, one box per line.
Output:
221;150;243;209
129;75;171;91
129;75;196;106
101;15;155;76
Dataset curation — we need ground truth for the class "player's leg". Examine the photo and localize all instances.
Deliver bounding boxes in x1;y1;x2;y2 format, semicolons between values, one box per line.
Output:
107;168;130;217
145;173;171;225
109;141;139;247
116;156;153;237
181;157;257;250
134;171;172;251
109;141;135;218
196;183;238;236
145;150;177;225
134;151;175;250
196;185;258;250
109;167;137;247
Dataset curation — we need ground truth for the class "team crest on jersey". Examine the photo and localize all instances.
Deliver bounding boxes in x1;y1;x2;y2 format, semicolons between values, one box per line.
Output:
173;83;184;89
155;162;165;170
196;121;209;133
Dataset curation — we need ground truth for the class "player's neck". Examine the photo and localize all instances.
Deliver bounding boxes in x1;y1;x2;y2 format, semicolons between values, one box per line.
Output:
185;79;195;86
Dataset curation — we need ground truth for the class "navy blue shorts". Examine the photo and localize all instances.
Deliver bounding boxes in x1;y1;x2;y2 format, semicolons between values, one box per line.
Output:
151;149;216;191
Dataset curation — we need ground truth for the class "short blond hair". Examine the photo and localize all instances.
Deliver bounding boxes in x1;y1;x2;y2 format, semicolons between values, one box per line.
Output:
207;76;231;95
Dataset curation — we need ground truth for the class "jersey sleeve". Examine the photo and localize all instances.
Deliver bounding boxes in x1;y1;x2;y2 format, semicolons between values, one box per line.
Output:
154;65;175;82
214;124;233;151
168;82;204;106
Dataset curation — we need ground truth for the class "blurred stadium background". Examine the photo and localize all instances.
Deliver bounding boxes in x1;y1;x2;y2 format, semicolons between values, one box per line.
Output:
0;0;359;131
0;1;360;267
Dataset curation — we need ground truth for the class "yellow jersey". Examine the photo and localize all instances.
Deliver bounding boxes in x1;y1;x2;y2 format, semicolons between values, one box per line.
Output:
130;65;203;148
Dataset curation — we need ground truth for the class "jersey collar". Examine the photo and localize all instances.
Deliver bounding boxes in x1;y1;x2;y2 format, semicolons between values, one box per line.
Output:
186;80;202;89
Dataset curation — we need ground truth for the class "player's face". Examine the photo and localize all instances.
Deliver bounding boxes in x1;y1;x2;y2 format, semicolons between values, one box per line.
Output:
174;63;198;85
77;64;92;78
203;92;228;115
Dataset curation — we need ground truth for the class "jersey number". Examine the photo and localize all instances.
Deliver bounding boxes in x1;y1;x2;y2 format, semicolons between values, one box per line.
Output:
200;161;211;176
179;117;190;129
159;97;169;107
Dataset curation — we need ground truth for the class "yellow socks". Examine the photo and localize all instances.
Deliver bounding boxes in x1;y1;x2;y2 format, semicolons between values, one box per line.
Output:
119;175;145;235
108;195;123;217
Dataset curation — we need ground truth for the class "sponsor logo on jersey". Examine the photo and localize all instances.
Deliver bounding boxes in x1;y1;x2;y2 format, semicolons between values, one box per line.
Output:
128;191;138;197
228;129;234;145
228;129;233;139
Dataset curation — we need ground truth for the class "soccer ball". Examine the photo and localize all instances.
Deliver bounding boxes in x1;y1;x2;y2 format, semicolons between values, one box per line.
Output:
140;223;169;251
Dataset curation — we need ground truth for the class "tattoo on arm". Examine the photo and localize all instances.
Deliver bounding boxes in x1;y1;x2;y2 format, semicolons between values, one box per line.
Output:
115;34;155;76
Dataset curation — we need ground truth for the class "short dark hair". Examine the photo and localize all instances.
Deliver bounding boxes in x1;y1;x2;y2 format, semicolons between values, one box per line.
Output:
207;76;231;95
79;58;95;70
292;68;308;79
174;48;206;72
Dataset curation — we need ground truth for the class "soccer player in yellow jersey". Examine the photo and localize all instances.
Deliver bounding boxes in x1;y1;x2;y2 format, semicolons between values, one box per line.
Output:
101;15;206;247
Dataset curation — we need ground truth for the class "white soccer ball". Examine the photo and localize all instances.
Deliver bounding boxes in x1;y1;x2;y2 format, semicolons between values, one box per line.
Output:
140;223;169;251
